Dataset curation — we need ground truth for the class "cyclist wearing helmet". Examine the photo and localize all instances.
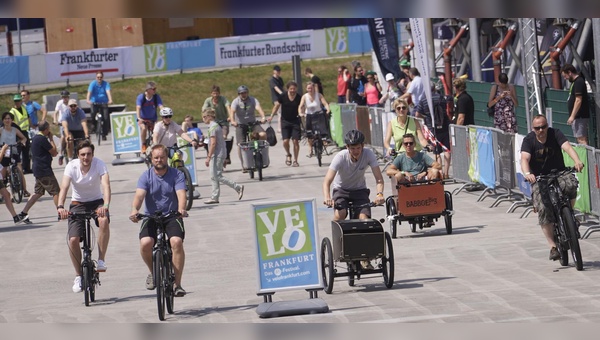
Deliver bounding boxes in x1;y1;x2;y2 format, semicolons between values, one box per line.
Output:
55;90;70;165
323;129;385;221
229;85;267;168
153;107;198;150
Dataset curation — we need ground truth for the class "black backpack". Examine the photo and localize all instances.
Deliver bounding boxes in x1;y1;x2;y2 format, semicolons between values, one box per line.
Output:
433;99;448;129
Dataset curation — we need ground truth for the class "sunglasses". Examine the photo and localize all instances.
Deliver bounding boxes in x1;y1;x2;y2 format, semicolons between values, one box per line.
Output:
96;76;103;79
533;124;548;131
396;106;408;111
69;105;77;108
403;142;414;146
163;115;173;119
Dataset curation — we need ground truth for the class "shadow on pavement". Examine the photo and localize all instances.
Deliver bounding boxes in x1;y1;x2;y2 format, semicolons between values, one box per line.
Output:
0;224;52;233
175;303;258;319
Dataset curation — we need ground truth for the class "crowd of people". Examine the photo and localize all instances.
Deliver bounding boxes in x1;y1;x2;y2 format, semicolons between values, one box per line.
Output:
0;60;593;299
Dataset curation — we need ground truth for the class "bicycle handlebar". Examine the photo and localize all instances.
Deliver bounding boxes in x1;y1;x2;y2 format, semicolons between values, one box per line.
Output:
330;202;382;209
135;210;182;221
535;167;577;181
58;210;99;221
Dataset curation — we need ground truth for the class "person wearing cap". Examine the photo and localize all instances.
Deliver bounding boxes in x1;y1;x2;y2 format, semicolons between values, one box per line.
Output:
10;94;33;176
229;85;267;172
379;73;401;110
337;65;350;104
54;90;70;166
86;71;112;141
60;99;89;160
21;90;46;130
136;81;164;153
269;65;284;133
17;121;60;224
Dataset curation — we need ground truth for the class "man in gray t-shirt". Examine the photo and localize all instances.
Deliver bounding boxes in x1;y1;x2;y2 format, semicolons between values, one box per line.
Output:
203;108;244;204
323;130;385;220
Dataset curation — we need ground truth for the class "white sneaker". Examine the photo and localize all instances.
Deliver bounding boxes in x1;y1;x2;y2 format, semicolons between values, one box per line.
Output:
96;259;107;272
72;276;82;293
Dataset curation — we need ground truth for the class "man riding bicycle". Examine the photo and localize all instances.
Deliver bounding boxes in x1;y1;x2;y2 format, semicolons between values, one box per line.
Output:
136;81;163;153
60;99;89;160
520;114;584;261
323;130;385;220
130;144;189;297
152;107;198;155
229;85;267;170
57;140;111;293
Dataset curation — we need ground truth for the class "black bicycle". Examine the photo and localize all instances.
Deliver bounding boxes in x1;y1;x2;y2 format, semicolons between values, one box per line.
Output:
2;144;25;204
141;121;154;169
64;211;101;306
536;167;583;270
238;121;268;181
92;103;108;145
135;211;180;321
305;111;331;167
63;136;88;163
166;143;195;211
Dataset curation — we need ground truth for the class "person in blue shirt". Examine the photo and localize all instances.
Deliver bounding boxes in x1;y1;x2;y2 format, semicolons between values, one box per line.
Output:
20;90;46;129
130;144;189;297
86;71;113;141
136;81;163;153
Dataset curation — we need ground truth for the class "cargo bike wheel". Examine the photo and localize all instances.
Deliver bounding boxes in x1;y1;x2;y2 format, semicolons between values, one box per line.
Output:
444;191;453;235
320;237;334;294
385;196;398;239
381;232;394;288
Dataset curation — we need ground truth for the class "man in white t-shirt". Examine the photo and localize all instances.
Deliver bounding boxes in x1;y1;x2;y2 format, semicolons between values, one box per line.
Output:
57;140;112;293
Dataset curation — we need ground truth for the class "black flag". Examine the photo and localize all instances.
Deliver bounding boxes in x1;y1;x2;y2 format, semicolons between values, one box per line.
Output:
367;18;402;80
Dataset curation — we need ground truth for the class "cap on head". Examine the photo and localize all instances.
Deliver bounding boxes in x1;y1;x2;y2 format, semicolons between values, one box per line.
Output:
13;94;22;101
400;59;411;68
60;90;70;97
273;65;281;72
385;73;395;81
68;99;78;106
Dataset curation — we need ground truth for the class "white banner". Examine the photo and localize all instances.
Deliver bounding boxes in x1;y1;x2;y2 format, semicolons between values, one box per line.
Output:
409;18;434;128
215;30;314;67
45;47;133;83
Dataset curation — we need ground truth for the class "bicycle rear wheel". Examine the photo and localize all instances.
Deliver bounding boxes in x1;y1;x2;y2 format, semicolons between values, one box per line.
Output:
561;206;583;270
177;166;194;211
153;250;166;321
10;166;23;204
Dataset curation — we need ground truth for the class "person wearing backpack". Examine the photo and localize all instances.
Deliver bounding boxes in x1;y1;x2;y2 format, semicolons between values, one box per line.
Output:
136;81;163;153
415;80;451;179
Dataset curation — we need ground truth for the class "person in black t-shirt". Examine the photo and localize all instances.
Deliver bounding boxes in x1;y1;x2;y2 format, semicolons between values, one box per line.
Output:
520;114;584;262
18;121;60;224
270;65;285;133
305;67;323;95
346;65;367;105
561;64;591;145
269;81;302;167
452;78;474;126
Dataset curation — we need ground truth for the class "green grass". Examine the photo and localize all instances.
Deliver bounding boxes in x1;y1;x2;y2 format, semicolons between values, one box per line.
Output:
5;55;373;124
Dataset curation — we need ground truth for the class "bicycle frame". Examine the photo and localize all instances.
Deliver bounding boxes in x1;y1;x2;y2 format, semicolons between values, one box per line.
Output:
68;211;100;306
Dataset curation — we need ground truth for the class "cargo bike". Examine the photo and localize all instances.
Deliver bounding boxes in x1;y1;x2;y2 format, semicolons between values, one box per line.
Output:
320;202;394;294
238;122;270;181
385;177;454;238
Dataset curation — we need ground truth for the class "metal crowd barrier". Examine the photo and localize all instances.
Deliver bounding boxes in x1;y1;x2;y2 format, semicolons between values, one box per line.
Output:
581;147;600;239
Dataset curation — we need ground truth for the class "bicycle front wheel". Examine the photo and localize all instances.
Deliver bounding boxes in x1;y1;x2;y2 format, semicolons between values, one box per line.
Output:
82;263;91;306
561;206;583;270
153;250;166;321
165;252;175;314
314;138;323;167
256;152;263;181
177;166;194;211
96;120;102;146
10;166;23;204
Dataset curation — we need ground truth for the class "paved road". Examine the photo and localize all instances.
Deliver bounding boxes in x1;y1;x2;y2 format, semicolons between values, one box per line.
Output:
2;128;600;324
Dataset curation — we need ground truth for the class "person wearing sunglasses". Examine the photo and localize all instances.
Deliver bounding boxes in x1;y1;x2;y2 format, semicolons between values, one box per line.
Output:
383;98;428;156
86;71;113;141
520;114;584;262
60;99;89;161
385;133;441;183
136;81;163;153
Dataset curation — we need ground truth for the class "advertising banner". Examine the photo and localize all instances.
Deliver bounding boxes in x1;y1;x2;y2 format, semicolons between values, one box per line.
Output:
514;134;532;198
367;19;402;80
409;18;435;130
495;131;514;189
46;47;133;82
468;127;480;183
563;145;590;213
0;56;29;86
253;199;322;293
176;133;198;186
215;31;314;67
476;128;496;188
110;112;142;154
144;39;216;73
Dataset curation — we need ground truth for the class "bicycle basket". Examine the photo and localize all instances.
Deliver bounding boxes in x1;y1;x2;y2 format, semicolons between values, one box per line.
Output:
239;141;270;169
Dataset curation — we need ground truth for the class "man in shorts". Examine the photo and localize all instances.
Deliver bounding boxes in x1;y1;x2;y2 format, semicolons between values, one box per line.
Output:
130;144;189;297
561;64;591;145
18;121;60;224
136;81;163;153
57;140;111;293
521;114;584;262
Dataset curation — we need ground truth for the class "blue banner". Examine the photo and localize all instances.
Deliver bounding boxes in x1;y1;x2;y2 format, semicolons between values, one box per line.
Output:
347;25;372;54
476;128;496;188
166;39;215;71
253;199;322;293
0;56;29;86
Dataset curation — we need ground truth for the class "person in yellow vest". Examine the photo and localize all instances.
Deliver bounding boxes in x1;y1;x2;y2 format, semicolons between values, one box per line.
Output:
10;94;33;182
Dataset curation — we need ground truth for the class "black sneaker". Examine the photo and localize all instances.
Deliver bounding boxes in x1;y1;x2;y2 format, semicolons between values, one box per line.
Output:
549;247;561;261
174;285;186;297
18;212;32;224
102;136;107;141
13;215;24;225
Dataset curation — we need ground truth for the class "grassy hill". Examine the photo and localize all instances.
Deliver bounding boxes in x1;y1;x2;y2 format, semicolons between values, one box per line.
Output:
3;55;373;125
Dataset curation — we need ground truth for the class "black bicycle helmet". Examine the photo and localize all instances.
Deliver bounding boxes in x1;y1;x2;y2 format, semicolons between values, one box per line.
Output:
60;90;70;97
237;85;249;94
344;129;365;145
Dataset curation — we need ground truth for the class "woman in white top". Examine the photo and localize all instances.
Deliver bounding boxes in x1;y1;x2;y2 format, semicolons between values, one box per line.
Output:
298;82;330;157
